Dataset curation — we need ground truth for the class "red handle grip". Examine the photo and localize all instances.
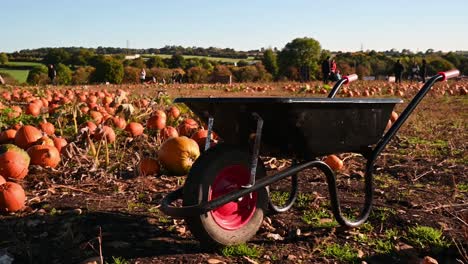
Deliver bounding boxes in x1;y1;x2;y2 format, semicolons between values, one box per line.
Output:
438;69;460;81
343;74;358;84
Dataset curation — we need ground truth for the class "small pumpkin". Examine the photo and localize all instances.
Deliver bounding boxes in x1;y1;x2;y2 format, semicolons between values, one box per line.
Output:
0;129;17;144
94;125;116;143
0;182;26;212
125;122;144;137
147;110;167;130
53;137;68;153
324;155;344;171
0;144;30;179
111;116;127;129
158;136;200;176
160;126;179;142
167;105;180;119
191;129;219;150
39;121;55;136
14;125;43;149
177;118;199;137
27;145;61;168
80;121;98;135
138;157;160;176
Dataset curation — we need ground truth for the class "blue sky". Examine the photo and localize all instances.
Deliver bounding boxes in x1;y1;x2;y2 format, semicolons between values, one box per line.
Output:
2;0;467;53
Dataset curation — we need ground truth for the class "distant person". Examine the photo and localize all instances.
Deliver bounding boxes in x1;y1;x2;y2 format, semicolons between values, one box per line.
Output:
330;59;338;81
335;70;342;81
393;59;404;84
411;62;419;82
140;68;146;84
321;56;331;84
420;59;427;83
48;64;56;85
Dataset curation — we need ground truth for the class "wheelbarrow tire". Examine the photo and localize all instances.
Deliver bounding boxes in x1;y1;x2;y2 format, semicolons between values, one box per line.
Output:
182;144;268;247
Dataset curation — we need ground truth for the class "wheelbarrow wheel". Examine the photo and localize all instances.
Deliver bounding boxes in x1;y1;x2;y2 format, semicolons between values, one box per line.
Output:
182;144;268;247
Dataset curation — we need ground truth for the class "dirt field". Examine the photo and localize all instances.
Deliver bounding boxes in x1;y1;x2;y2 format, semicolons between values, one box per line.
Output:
0;81;466;264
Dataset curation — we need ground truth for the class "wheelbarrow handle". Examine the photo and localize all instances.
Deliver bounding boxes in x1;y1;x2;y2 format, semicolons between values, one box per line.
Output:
438;69;460;81
370;69;460;161
343;74;358;84
327;74;359;98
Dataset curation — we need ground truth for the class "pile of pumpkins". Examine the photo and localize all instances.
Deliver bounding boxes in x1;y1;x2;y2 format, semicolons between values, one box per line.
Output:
139;106;219;177
0;123;66;213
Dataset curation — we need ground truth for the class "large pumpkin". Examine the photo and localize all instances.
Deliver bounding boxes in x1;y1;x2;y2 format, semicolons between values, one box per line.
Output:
158;136;200;176
147;110;167;130
0;182;26;212
14;125;43;149
27;145;61;168
0;144;30;179
160;126;179;142
177;118;199;137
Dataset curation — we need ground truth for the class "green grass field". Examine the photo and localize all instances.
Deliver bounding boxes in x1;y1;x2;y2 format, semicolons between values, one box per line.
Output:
6;61;43;67
143;54;258;63
0;68;29;83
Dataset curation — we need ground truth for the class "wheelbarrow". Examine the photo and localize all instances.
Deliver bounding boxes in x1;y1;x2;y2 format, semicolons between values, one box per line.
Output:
160;70;460;246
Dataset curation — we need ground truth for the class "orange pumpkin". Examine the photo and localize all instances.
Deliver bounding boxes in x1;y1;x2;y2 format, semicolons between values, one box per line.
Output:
111;116;127;129
147;110;167;130
94;125;116;143
160;126;179;141
0;129;17;144
0;182;26;212
0;144;30;179
167;105;180;119
139;157;160;176
177;118;199;137
390;111;399;123
27;145;61;168
14;125;43;149
158;136;200;176
53;137;68;153
80;121;98;135
324;155;344;171
125;122;144;137
25;102;41;116
39;121;55;136
191;129;219;149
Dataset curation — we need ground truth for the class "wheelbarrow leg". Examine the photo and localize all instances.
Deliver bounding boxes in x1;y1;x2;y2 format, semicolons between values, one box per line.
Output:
242;112;263;189
315;159;374;227
268;160;299;213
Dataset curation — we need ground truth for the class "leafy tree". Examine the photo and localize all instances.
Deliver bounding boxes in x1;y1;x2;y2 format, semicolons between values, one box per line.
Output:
130;58;146;69
123;66;140;84
56;63;72;85
278;37;321;80
237;60;249;67
27;65;49;85
72;66;95;84
70;49;95;66
42;48;71;65
146;56;166;68
91;56;124;84
0;53;8;65
187;66;210;83
262;49;278;77
169;54;186;69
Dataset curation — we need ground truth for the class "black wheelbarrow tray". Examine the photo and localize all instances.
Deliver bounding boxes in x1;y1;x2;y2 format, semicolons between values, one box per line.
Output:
160;70;460;246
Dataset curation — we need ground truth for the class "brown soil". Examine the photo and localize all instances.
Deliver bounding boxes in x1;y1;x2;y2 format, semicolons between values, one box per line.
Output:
0;82;466;264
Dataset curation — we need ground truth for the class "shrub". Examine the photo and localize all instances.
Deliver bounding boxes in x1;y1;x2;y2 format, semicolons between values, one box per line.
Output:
123;66;140;84
27;65;49;85
211;65;232;83
56;63;72;85
72;66;95;85
91;56;124;84
0;72;18;85
187;66;209;83
150;67;173;83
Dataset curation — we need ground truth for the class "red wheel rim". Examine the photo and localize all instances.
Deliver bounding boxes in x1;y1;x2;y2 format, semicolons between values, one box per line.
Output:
209;165;257;230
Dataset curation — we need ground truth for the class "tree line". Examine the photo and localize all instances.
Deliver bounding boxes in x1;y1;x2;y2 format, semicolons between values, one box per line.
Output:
2;38;467;85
